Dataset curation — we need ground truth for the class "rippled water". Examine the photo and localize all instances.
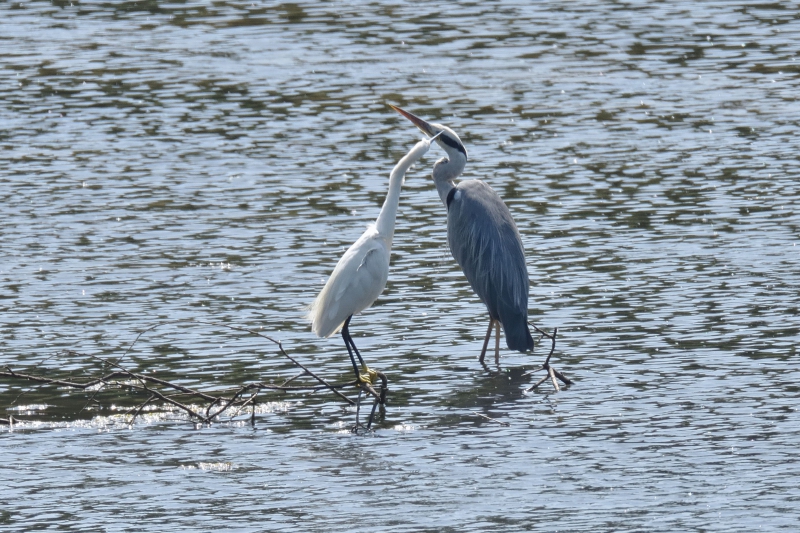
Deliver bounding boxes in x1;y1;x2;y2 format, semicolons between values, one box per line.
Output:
2;1;799;531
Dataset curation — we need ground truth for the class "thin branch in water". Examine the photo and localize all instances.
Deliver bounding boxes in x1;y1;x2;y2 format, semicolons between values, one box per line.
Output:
366;371;388;430
126;394;157;426
472;411;510;427
280;372;308;388
525;324;572;392
194;320;356;406
1;319;387;428
250;391;258;428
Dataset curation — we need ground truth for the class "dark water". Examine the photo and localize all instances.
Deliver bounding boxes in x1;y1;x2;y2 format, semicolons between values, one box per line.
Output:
2;1;799;531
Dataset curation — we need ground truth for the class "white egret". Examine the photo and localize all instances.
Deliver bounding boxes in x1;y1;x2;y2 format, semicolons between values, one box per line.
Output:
308;132;441;384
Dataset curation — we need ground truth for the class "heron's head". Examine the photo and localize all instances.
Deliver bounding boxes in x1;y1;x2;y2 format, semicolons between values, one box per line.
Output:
389;105;468;166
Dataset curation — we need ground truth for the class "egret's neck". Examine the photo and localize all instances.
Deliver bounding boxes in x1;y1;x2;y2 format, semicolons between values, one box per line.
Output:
375;148;420;240
432;156;466;207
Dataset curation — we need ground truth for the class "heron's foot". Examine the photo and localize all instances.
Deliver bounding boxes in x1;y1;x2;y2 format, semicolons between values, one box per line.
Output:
526;363;572;392
356;364;379;386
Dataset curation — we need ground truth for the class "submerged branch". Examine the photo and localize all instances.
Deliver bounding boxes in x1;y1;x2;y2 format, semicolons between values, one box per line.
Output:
525;323;573;392
0;319;379;427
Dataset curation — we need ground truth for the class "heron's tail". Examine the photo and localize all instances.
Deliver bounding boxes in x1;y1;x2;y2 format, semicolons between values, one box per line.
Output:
502;317;534;352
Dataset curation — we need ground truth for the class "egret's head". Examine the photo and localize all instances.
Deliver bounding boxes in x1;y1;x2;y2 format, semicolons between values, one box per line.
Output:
389;105;468;164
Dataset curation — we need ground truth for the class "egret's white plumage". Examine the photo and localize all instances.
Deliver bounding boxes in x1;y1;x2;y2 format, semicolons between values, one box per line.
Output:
308;134;435;382
309;227;389;338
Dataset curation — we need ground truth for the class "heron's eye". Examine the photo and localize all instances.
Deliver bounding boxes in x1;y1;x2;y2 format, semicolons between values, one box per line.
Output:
440;134;467;157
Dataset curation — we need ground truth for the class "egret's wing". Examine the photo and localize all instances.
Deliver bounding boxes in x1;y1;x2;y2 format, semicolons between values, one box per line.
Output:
333;244;386;302
310;231;390;338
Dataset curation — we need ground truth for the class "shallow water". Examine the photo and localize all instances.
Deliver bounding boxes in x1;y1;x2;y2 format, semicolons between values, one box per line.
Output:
2;1;799;531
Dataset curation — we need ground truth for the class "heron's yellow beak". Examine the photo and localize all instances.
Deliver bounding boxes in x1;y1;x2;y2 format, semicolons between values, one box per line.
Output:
389;105;439;137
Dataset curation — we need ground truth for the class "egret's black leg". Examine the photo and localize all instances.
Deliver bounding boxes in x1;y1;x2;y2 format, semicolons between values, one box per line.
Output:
341;315;378;386
341;315;362;380
347;331;367;369
478;318;495;365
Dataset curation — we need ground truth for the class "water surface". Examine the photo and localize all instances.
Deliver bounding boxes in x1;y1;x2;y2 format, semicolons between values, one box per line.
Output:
2;1;799;531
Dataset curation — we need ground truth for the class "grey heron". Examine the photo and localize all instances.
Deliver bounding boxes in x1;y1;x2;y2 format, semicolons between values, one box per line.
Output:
390;105;570;387
308;133;440;385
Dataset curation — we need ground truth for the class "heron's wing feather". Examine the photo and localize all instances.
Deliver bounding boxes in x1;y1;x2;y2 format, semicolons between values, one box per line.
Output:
447;180;533;351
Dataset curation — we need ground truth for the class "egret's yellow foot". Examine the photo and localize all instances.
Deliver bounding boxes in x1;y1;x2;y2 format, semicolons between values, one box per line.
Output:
357;365;379;386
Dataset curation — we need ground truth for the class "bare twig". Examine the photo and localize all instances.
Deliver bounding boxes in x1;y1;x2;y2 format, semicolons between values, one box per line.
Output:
6;352;64;410
525;324;572;392
353;388;365;432
194;320;355;406
472;411;511;427
280;372;307;388
250;391;258;428
365;371;388;431
126;394;157;426
1;319;378;427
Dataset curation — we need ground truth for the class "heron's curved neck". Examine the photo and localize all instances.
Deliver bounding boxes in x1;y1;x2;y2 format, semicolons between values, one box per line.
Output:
374;147;418;239
432;157;465;206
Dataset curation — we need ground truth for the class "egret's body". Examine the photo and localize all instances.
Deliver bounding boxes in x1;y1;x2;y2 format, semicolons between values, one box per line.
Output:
309;227;390;340
390;105;541;367
309;135;435;383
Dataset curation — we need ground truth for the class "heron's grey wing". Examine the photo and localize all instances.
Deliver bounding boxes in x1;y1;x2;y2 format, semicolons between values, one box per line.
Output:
446;180;533;351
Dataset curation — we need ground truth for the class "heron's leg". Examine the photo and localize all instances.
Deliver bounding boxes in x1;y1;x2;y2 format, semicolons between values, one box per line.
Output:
494;321;501;365
478;319;495;364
